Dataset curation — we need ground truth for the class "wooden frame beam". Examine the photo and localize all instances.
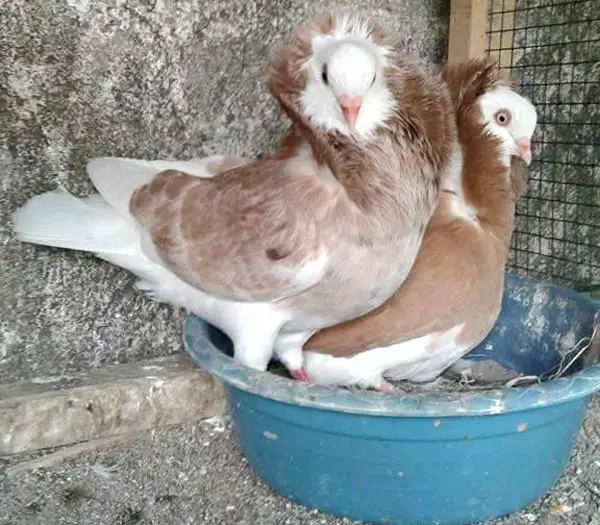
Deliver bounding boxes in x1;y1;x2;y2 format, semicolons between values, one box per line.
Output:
447;0;488;64
487;0;517;83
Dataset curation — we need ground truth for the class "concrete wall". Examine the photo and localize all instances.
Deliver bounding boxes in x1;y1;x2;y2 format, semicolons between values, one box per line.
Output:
0;0;449;382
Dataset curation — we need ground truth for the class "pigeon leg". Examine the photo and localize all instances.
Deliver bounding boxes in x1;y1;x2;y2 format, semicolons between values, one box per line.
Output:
289;368;309;382
375;379;400;394
233;323;284;372
273;331;314;382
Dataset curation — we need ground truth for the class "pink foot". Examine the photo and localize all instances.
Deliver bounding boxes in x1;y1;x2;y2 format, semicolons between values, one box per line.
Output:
289;368;309;382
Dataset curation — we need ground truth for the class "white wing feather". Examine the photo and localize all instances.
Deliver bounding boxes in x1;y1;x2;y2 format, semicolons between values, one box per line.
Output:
85;157;219;224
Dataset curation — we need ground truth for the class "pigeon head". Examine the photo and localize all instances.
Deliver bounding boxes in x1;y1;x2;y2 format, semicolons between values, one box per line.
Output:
478;86;537;166
267;14;397;141
300;19;396;140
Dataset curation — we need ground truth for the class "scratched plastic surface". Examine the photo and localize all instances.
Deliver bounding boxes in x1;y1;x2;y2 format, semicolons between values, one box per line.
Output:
184;273;600;525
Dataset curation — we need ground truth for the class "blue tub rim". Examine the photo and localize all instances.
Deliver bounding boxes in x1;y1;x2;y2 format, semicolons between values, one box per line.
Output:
184;317;600;419
184;272;600;418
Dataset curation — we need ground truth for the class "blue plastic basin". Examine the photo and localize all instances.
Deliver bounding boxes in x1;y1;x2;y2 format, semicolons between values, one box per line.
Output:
184;274;600;525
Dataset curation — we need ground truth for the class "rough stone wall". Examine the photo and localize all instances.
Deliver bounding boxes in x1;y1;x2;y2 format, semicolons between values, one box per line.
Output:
0;0;449;382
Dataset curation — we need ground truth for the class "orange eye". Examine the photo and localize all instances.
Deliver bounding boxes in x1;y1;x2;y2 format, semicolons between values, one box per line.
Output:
495;110;511;126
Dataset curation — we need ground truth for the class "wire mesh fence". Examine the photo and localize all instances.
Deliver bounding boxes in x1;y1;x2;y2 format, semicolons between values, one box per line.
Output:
486;0;599;294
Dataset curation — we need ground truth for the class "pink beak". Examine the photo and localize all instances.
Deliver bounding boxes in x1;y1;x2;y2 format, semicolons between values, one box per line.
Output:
339;95;361;127
516;137;532;165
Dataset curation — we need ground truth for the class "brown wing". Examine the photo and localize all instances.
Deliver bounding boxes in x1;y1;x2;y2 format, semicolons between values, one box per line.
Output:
129;162;330;302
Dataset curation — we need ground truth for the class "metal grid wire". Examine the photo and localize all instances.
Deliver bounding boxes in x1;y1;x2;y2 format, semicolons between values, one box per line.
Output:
486;0;599;293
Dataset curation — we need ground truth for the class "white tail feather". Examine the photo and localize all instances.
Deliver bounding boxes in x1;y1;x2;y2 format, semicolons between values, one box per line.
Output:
12;189;138;254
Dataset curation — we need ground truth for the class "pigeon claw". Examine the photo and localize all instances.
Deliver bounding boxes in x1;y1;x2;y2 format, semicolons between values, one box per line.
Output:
376;380;399;394
290;368;309;382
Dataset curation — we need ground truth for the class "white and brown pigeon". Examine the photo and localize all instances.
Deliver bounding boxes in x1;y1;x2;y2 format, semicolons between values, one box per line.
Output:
299;58;538;391
12;14;455;380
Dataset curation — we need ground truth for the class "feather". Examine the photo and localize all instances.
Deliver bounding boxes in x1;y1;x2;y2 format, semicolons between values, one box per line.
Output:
12;189;136;254
85;157;220;222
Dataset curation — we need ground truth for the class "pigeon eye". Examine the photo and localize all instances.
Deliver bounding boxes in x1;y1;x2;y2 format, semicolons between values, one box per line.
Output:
495;110;511;126
321;65;328;85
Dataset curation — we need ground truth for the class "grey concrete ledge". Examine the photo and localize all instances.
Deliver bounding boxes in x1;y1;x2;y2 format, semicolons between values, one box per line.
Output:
0;355;225;455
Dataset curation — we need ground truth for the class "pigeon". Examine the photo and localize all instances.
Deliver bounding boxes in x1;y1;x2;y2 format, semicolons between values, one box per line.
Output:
12;14;455;380
300;57;538;391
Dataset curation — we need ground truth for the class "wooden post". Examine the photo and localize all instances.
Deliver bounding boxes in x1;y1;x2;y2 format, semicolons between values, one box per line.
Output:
447;0;516;83
487;0;516;83
447;0;488;64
